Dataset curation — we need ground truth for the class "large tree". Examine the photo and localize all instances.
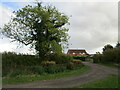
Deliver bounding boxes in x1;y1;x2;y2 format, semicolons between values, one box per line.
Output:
1;2;69;59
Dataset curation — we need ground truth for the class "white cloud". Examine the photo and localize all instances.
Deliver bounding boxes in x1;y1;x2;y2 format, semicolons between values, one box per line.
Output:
0;4;34;54
51;2;118;54
0;4;13;28
1;0;119;2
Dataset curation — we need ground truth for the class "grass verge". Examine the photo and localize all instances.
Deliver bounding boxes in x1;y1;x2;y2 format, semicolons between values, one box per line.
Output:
75;75;119;88
3;65;89;84
98;63;120;69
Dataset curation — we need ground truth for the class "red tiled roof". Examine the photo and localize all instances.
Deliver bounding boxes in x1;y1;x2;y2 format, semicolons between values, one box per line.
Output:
67;49;89;56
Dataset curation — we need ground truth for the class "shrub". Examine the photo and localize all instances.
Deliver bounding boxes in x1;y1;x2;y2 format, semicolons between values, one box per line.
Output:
45;65;66;74
102;48;119;63
67;62;75;70
2;52;40;68
9;69;26;77
93;54;102;63
48;53;73;64
55;65;66;72
93;48;120;64
72;59;83;64
41;61;56;66
26;66;45;74
45;65;57;74
74;63;84;69
6;66;45;77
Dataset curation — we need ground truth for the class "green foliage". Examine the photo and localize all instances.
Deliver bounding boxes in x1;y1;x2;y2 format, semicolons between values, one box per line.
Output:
115;41;120;48
9;69;26;77
66;60;84;70
67;62;75;70
2;52;39;67
2;2;69;59
48;53;73;64
102;48;120;63
93;44;120;64
76;75;119;88
41;61;56;66
26;66;45;74
45;65;66;74
103;44;113;52
93;53;102;63
3;65;89;84
2;52;84;77
2;52;40;77
72;59;83;64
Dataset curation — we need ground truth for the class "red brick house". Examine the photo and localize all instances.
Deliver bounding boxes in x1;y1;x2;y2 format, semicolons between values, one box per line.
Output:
67;49;89;61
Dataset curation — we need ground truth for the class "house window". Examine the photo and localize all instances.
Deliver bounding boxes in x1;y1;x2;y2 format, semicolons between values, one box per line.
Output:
73;52;75;54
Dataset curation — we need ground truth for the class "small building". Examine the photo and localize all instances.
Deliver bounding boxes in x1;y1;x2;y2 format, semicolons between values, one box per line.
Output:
67;49;89;61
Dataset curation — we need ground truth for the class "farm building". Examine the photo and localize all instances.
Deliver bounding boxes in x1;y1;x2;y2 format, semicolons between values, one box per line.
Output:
67;49;89;61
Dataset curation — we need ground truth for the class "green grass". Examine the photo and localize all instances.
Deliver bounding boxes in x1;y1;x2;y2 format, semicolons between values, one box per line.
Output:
3;65;89;84
76;75;119;88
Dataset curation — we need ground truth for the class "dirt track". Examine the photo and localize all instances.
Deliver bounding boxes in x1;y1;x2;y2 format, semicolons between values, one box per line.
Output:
3;62;119;88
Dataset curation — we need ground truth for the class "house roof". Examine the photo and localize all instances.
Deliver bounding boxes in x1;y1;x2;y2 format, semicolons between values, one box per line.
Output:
67;49;89;57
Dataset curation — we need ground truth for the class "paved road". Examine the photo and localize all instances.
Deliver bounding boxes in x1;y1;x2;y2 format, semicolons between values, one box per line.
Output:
3;62;119;88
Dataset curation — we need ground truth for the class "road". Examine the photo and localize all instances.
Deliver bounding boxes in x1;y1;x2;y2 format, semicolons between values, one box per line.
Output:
3;62;119;88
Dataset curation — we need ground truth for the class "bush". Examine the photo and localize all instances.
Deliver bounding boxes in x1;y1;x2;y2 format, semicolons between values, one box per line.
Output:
55;65;66;72
48;53;73;64
72;60;83;64
45;65;66;74
93;54;102;63
26;66;45;74
9;69;26;77
67;62;75;70
2;52;40;68
93;48;120;64
41;61;56;66
2;52;41;77
8;66;45;77
102;48;119;63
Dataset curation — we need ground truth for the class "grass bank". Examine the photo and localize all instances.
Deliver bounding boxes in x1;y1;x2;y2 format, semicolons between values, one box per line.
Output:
97;63;120;69
3;65;89;84
76;75;119;88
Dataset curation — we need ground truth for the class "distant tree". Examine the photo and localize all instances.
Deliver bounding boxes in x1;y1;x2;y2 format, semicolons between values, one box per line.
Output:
1;2;69;60
115;41;120;48
103;44;113;52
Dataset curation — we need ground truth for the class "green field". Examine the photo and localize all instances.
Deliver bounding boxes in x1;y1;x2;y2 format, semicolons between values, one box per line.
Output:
3;65;89;84
76;75;119;88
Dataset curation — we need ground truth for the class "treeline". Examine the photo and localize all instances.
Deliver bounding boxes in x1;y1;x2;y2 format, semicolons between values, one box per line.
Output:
93;42;120;64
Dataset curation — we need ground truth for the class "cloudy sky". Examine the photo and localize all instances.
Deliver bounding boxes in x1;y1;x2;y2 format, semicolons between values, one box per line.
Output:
0;0;118;54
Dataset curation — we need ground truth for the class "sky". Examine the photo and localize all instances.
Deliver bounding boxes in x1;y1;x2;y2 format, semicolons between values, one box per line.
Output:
0;0;119;54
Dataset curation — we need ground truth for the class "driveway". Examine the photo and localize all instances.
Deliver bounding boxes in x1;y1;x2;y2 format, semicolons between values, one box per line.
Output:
3;62;119;88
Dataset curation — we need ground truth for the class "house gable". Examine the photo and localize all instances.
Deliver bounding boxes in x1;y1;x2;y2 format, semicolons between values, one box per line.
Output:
67;49;89;57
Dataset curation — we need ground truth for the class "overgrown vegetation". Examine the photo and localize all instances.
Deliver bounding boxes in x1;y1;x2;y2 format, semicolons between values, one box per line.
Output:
93;42;120;66
2;52;84;78
3;65;89;84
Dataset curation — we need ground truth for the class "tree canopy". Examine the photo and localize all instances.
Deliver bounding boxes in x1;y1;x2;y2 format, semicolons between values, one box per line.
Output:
103;44;113;52
2;2;69;59
115;41;120;48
